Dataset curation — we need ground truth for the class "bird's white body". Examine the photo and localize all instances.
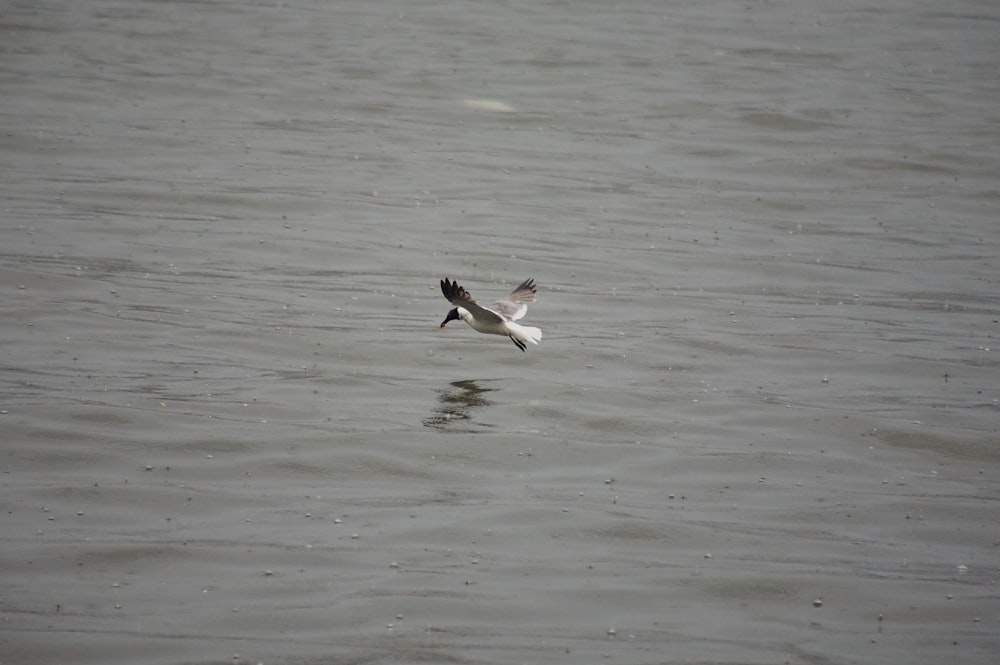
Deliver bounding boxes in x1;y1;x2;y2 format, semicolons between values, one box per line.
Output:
454;306;543;347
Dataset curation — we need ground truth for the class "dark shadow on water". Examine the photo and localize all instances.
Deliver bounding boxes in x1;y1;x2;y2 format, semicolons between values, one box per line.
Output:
423;379;498;431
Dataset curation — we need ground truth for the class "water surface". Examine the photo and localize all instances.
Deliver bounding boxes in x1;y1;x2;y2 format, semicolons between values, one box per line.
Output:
2;1;998;663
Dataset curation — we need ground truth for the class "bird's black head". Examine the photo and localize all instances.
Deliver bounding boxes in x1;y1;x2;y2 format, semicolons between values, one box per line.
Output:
440;307;460;327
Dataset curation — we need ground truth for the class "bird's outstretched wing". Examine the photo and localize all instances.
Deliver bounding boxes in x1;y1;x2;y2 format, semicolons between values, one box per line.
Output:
441;278;476;306
441;278;503;323
491;278;536;321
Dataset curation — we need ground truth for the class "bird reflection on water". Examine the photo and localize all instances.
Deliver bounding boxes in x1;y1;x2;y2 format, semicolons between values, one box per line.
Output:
423;379;498;431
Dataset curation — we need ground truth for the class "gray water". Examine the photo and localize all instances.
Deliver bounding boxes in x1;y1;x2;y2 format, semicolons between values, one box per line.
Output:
2;1;999;663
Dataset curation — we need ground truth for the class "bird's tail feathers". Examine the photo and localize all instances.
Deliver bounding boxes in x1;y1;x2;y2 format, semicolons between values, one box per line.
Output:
508;322;542;346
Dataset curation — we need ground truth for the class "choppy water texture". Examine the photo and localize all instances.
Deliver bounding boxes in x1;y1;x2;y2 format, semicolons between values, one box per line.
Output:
2;1;999;663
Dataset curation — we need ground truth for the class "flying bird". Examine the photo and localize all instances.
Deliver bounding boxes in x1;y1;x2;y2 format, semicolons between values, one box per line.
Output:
439;278;543;352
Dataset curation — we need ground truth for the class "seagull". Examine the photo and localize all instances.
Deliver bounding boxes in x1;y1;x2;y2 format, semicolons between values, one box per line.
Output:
440;277;543;352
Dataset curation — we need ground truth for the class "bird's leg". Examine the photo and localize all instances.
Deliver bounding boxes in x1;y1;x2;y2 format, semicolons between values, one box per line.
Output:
511;336;526;352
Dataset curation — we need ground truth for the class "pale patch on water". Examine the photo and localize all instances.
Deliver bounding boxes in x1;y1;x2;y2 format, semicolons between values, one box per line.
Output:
461;99;517;113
